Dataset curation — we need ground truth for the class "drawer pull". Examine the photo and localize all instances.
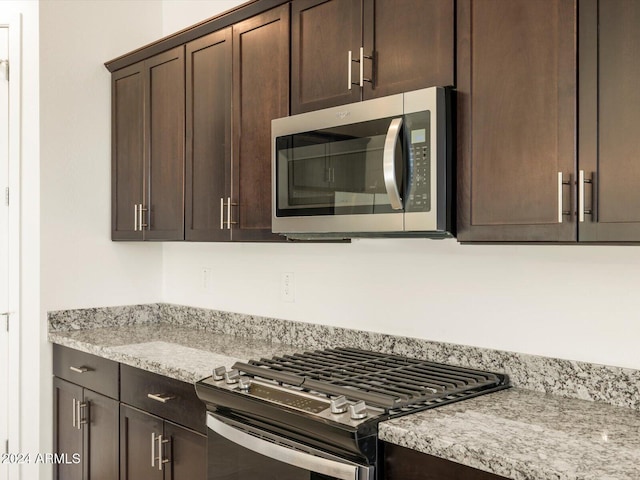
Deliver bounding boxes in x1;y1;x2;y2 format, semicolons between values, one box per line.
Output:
69;366;91;374
147;393;176;404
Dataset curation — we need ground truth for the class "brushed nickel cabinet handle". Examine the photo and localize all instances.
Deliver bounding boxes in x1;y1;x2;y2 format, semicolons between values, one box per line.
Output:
139;204;148;229
348;50;352;90
152;433;170;470
151;432;156;467
69;366;90;374
156;433;162;470
359;47;364;87
134;203;138;231
220;197;225;230
578;170;593;222
558;172;563;223
558;172;571;223
348;48;372;89
158;434;170;470
359;47;373;87
147;393;175;404
225;197;238;230
579;170;585;223
78;402;87;430
72;399;87;430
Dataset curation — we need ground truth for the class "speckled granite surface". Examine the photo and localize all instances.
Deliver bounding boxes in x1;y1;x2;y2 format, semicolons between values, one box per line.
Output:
48;323;301;383
49;303;640;411
49;304;161;332
379;388;640;480
48;305;640;480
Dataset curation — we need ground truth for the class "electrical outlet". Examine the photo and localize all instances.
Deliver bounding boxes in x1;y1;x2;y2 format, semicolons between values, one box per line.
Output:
281;272;295;303
202;267;212;290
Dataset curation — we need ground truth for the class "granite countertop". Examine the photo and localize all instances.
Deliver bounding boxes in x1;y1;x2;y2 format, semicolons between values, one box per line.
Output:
379;388;640;480
49;323;302;383
49;320;640;480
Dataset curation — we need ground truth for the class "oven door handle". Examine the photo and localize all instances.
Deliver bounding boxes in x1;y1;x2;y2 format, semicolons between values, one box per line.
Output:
207;414;373;480
383;117;404;210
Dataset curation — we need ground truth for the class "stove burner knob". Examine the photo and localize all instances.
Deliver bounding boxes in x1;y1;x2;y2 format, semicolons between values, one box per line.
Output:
349;401;368;420
212;366;226;381
224;369;240;384
238;378;252;391
330;396;349;414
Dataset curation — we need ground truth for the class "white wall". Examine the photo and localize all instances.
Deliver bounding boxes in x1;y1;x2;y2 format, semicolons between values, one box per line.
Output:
162;0;244;34
40;0;164;313
38;1;164;478
163;240;640;371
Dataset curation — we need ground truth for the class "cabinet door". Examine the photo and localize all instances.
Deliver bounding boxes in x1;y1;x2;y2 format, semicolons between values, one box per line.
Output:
385;443;509;480
112;62;144;241
83;389;119;480
53;378;83;480
164;421;206;480
186;29;232;241
363;0;454;100
120;405;164;480
290;0;361;114
456;0;576;242
232;5;289;241
579;0;640;241
145;46;185;241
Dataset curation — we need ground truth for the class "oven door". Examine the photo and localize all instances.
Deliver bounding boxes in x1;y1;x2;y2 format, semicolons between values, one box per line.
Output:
207;413;374;480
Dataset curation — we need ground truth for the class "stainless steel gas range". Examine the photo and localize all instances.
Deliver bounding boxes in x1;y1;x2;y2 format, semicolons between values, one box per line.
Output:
195;347;509;480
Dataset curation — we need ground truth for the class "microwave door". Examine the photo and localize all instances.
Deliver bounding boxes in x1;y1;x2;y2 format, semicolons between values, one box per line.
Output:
273;117;405;234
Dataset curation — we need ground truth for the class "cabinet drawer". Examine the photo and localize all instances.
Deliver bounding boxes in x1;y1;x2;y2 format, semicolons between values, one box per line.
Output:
53;344;119;399
121;364;205;434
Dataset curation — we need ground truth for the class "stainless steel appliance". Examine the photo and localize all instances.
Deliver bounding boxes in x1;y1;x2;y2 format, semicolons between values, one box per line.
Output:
271;87;452;240
195;347;508;480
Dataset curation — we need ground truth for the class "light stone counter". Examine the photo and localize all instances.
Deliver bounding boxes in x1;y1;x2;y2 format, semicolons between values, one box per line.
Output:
379;388;640;480
48;304;640;480
49;323;301;383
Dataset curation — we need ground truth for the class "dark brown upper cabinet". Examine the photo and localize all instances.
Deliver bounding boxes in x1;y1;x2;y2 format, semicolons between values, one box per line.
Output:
231;4;290;241
166;6;289;243
578;0;640;242
290;0;454;114
456;0;577;242
111;46;185;241
112;62;145;241
185;29;232;241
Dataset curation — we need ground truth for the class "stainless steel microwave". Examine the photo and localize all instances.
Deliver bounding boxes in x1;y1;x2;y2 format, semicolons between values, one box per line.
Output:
271;87;452;240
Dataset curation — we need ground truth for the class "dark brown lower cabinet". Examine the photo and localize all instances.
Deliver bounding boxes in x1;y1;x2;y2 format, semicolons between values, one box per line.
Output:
53;377;119;480
384;443;509;480
120;404;206;480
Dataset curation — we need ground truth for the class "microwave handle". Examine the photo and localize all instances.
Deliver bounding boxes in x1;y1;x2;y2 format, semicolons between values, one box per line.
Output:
383;117;404;210
207;414;372;480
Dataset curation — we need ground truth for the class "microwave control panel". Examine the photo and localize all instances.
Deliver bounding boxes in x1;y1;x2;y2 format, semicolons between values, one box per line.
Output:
405;111;431;213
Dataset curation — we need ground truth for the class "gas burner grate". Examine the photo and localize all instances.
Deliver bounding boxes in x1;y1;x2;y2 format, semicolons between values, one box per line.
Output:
233;347;508;409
